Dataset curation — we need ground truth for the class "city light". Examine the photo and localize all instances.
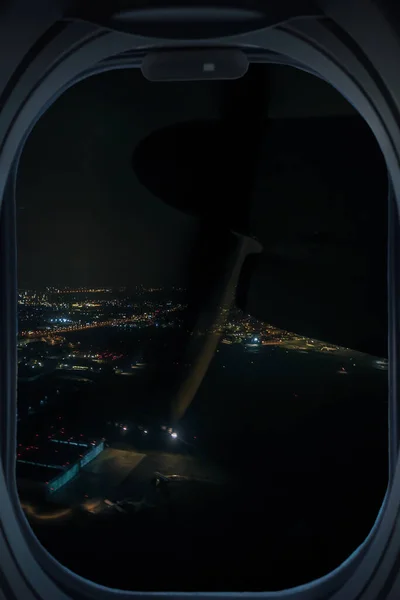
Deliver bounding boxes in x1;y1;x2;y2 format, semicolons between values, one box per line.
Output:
171;432;178;439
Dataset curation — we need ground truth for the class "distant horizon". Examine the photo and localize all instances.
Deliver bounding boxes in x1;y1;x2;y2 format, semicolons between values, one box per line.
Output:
18;284;186;291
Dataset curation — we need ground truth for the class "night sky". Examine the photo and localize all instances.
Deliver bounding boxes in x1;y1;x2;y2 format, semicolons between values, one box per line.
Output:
16;64;357;290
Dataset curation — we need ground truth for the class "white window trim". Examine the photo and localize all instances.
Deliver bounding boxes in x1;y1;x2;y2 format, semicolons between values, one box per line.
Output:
0;1;399;599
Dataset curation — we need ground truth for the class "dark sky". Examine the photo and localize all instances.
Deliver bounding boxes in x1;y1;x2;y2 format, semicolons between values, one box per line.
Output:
16;69;210;289
16;64;358;290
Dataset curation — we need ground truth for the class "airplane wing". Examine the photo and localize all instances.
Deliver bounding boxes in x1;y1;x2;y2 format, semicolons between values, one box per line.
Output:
132;65;388;361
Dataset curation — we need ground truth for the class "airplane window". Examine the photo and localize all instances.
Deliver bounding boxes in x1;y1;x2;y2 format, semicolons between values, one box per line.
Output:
15;64;388;592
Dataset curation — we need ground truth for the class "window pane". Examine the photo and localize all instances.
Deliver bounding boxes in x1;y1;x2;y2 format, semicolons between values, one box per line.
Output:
16;64;388;591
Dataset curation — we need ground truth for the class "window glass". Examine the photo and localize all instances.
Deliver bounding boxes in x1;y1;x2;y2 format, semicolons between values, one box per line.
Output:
16;64;388;591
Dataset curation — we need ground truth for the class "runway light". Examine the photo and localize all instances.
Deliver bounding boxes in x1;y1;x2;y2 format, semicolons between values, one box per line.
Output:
171;432;178;439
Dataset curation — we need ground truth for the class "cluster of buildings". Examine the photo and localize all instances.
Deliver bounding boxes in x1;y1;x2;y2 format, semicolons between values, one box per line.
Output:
213;306;342;354
18;287;187;341
18;286;346;363
17;422;104;499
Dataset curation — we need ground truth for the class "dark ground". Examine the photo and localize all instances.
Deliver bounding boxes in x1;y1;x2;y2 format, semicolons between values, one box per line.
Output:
21;342;388;592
